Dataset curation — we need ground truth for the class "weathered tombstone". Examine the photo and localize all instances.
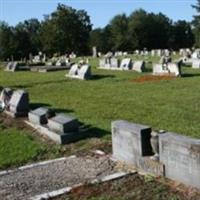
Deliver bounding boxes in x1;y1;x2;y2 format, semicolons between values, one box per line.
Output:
28;107;50;125
112;120;164;175
112;120;152;163
153;63;181;77
78;65;91;80
9;90;29;117
5;62;18;72
120;58;132;70
153;64;168;75
99;58;106;68
92;46;97;57
68;64;79;76
167;63;181;76
110;58;120;69
48;114;79;133
159;132;200;189
192;59;200;69
132;61;145;72
0;88;13;110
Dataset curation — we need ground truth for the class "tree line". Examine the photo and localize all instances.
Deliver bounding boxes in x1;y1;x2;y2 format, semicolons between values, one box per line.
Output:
0;2;200;61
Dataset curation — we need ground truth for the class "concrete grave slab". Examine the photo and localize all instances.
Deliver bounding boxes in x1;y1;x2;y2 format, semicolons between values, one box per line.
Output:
159;132;200;189
28;107;49;125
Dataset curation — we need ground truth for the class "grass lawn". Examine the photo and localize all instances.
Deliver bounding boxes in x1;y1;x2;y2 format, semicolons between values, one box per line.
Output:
0;55;200;168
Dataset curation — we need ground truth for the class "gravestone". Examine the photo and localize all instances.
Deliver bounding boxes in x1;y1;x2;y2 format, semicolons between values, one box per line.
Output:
112;120;164;175
153;63;181;77
192;59;200;69
92;46;97;57
67;64;91;80
9;90;29;117
78;65;91;80
120;58;132;70
68;64;78;76
5;62;18;72
48;114;79;133
159;132;200;189
167;63;181;76
110;58;120;69
28;107;50;125
112;120;152;163
132;61;145;72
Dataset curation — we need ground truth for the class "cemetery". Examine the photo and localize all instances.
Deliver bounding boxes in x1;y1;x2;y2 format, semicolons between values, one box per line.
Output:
2;1;200;200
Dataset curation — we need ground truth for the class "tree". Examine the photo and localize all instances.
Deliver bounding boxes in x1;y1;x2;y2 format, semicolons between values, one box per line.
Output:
128;9;172;50
109;14;130;51
192;0;200;47
40;4;92;55
169;20;194;50
0;22;16;60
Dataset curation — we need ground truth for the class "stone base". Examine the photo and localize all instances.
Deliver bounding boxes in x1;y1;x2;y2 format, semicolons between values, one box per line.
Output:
5;110;28;118
25;121;88;144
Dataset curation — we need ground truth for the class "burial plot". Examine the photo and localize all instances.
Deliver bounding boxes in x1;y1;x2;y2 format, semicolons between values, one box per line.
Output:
27;111;81;144
159;132;200;189
120;58;132;70
112;120;164;175
8;90;29;117
132;61;145;72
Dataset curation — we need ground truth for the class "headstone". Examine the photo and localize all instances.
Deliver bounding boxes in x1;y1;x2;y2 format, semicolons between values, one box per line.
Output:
192;59;200;69
48;114;79;133
112;120;164;175
167;63;181;76
132;61;145;72
153;63;181;77
120;58;132;70
5;62;18;72
67;64;91;80
92;46;97;57
159;132;200;189
9;90;29;117
28;107;49;125
153;64;168;75
78;65;91;80
112;120;152;162
68;64;78;76
110;58;120;69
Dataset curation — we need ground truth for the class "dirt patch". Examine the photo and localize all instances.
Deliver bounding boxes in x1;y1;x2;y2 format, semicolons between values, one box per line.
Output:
53;174;200;200
132;75;176;83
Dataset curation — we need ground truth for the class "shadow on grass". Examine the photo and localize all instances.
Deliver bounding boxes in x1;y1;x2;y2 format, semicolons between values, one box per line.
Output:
30;103;51;110
79;123;110;139
30;103;74;113
9;79;67;89
90;74;115;80
181;73;200;78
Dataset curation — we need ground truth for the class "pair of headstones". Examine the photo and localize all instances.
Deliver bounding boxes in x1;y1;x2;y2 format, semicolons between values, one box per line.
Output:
99;58;145;72
0;88;29;117
28;107;79;144
66;64;91;80
112;120;200;189
153;63;181;77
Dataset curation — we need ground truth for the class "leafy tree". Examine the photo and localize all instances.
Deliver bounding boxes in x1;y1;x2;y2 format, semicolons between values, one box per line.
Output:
0;22;16;60
192;0;200;47
40;4;92;55
169;20;194;50
109;14;131;51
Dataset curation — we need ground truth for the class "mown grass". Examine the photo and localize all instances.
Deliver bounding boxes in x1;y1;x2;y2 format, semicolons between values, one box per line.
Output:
0;55;200;168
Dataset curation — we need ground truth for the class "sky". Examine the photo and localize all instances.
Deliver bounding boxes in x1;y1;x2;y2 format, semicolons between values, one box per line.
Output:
0;0;197;28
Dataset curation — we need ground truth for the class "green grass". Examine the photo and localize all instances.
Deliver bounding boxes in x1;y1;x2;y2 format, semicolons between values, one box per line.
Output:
0;126;45;169
1;55;200;168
